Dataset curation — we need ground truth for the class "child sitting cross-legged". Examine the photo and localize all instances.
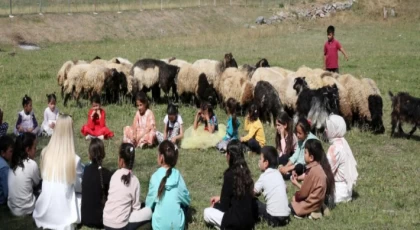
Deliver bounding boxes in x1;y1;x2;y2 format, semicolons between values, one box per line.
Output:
290;139;335;220
254;146;290;227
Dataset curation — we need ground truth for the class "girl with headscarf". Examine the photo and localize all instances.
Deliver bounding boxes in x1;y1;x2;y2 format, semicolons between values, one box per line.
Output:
325;115;358;203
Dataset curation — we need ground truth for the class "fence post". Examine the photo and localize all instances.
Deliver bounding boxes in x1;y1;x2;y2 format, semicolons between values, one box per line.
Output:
39;0;43;15
230;0;232;6
139;0;142;11
9;0;13;17
117;0;121;13
161;0;163;10
93;0;97;14
199;0;200;7
214;0;216;6
67;0;71;15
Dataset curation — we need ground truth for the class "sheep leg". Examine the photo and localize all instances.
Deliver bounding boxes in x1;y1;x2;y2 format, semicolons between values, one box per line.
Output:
151;85;161;104
407;124;418;139
61;86;64;99
63;93;70;107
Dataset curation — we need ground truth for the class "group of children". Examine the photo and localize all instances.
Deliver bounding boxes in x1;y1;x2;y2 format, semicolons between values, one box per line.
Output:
0;93;358;230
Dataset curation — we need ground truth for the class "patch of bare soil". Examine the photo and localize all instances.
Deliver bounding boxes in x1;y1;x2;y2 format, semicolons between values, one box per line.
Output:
0;7;265;45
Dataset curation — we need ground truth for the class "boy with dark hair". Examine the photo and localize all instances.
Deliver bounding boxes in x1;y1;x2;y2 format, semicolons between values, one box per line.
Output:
324;25;348;73
254;146;290;227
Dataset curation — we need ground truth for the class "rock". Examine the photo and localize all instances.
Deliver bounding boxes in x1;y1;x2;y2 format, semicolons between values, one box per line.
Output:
390;8;396;17
320;13;325;18
270;15;279;21
255;16;265;24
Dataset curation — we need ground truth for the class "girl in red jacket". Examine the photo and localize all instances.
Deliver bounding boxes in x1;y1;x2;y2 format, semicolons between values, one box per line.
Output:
81;95;114;140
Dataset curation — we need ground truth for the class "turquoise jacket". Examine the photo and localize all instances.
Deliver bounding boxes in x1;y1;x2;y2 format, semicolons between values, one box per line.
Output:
146;167;190;230
289;133;318;165
223;116;240;141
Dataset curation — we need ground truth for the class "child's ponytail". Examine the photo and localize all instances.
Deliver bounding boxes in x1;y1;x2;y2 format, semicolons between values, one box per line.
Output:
226;98;238;130
88;138;107;204
120;143;135;185
157;140;178;199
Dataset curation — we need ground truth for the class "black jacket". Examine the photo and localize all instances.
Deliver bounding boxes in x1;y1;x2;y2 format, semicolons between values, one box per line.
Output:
214;168;256;230
81;162;113;228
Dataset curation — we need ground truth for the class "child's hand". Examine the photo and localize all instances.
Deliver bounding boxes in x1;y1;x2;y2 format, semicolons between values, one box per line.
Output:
27;128;33;132
279;166;288;175
170;137;176;144
18;125;24;132
210;196;220;207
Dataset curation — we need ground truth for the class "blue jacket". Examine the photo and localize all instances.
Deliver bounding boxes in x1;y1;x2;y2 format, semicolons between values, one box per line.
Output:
0;157;9;205
289;133;318;165
146;167;190;230
223;116;240;141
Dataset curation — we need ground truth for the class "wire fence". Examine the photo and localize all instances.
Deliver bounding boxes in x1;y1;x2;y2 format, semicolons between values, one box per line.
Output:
1;0;299;16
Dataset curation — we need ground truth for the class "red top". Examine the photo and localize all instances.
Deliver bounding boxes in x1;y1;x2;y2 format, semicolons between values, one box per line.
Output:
324;38;342;69
86;108;106;129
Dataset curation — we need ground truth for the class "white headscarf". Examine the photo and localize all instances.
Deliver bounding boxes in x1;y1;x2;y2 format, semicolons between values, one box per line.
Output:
326;114;358;192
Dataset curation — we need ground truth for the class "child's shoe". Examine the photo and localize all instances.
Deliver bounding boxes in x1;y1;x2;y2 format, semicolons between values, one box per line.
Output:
85;135;92;140
309;211;323;220
98;135;104;140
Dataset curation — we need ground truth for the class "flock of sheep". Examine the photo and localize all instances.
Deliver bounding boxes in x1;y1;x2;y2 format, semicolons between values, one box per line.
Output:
57;53;388;134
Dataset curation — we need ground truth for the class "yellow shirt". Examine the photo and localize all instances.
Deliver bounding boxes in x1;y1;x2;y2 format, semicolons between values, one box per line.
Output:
242;118;266;146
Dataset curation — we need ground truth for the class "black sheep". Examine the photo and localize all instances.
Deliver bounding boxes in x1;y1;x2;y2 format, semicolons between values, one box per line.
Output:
253;81;284;126
196;73;218;108
389;91;420;139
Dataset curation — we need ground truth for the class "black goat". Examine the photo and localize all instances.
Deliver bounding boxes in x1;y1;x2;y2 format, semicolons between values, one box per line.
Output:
389;91;420;139
293;77;339;130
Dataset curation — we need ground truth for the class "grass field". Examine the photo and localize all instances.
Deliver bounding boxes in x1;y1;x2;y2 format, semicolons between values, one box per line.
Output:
1;3;420;229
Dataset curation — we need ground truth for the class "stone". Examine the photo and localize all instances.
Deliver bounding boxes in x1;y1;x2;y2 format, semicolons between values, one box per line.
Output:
320;13;325;18
255;16;265;24
390;8;396;17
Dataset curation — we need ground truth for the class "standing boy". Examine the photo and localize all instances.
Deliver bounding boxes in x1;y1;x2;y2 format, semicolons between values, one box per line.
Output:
254;146;290;227
324;25;349;73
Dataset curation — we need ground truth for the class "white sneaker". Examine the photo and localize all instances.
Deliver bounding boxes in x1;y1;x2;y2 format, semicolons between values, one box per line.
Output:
85;135;92;140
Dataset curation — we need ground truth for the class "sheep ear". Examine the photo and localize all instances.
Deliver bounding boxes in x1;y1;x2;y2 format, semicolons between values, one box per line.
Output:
115;58;121;64
388;91;394;99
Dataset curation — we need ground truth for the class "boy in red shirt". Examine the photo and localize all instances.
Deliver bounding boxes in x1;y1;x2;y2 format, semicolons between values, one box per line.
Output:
324;25;348;73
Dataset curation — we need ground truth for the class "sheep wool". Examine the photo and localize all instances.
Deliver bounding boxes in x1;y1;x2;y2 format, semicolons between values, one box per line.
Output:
192;59;221;85
322;76;353;124
217;68;253;106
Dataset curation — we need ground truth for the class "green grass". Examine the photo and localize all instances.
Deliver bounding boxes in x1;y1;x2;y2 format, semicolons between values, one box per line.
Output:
1;12;420;229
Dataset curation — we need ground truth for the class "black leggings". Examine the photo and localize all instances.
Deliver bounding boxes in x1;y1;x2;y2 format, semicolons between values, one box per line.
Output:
257;200;289;227
242;138;261;154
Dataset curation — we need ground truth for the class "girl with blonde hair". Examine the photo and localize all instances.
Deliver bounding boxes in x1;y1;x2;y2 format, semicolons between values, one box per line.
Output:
33;114;84;230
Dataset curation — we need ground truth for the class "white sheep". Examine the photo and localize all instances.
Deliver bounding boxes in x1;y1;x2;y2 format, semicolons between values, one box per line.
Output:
216;68;254;107
57;60;87;96
63;64;92;106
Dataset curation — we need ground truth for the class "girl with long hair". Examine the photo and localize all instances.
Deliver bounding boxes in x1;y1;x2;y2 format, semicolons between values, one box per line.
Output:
290;139;335;219
275;112;297;165
156;103;184;147
279;118;318;179
240;104;266;154
103;143;152;230
7;132;41;216
145;140;190;230
33;114;84;230
182;101;226;149
204;140;256;230
81;138;113;228
41;93;59;137
216;98;241;153
123;92;156;148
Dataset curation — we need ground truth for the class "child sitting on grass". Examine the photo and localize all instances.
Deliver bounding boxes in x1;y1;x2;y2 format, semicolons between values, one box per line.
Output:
0;135;14;205
290;139;335;220
216;98;240;153
123;92;157;148
81;138;113;229
240;104;265;154
254;146;290;227
156;103;184;148
182;102;225;149
8;133;41;216
81;94;114;140
146;140;190;230
41;93;59;137
103;143;152;229
14;95;40;136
